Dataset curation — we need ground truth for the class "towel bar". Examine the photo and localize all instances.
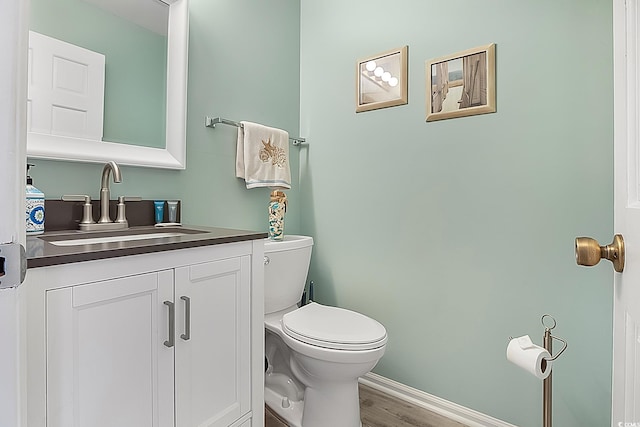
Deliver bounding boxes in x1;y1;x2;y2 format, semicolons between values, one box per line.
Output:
205;116;306;146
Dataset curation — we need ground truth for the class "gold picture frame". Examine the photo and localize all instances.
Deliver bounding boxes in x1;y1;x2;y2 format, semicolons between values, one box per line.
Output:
426;43;496;122
356;46;408;113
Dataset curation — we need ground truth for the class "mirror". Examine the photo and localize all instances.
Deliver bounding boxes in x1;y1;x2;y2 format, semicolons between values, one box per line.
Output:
356;46;408;113
26;0;188;169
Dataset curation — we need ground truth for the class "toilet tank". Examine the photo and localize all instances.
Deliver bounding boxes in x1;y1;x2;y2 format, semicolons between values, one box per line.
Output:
263;235;313;314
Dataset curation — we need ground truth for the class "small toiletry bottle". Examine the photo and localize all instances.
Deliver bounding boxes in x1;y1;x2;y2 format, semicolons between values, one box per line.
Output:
154;200;165;224
26;163;45;235
167;201;178;223
268;191;287;240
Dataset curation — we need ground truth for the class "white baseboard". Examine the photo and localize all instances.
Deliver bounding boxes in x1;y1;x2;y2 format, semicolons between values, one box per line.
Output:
359;372;517;427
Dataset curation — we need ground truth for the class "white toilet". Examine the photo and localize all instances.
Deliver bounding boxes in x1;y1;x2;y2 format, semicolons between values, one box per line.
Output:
263;235;387;427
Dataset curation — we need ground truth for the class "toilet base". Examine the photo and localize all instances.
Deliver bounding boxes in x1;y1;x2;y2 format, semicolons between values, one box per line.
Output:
265;389;362;427
265;386;304;427
299;381;363;427
265;372;364;427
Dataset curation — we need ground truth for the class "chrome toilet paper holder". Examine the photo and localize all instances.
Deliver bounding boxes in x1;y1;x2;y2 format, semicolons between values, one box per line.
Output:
540;314;567;362
509;314;567;427
508;315;567;362
540;314;567;427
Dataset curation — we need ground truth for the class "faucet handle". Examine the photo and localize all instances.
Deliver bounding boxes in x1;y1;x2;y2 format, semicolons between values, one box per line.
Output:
62;195;95;225
118;196;142;203
62;194;90;203
115;196;142;225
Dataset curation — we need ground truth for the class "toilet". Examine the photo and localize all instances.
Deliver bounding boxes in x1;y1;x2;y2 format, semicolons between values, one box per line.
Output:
263;235;387;427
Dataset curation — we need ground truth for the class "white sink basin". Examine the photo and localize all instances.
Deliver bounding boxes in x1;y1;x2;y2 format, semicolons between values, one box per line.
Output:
49;232;188;246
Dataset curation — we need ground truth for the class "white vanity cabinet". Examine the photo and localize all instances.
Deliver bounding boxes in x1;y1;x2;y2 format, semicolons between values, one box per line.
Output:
25;240;264;427
45;270;175;427
174;256;251;427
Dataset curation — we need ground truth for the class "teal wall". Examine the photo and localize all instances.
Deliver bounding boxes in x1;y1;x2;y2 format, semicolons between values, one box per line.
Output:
30;0;167;148
299;0;613;426
28;0;614;426
182;0;302;231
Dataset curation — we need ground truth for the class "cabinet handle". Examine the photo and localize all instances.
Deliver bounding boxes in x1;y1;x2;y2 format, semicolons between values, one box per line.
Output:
180;296;191;341
163;301;175;348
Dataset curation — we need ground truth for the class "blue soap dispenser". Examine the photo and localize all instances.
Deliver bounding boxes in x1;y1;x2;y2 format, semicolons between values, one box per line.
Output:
26;163;45;235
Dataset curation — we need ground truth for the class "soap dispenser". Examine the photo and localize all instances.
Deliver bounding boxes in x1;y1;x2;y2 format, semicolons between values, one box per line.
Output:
26;163;45;235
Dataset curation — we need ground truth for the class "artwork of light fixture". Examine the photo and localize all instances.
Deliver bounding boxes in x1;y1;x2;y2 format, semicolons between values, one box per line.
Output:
356;46;408;113
367;65;397;88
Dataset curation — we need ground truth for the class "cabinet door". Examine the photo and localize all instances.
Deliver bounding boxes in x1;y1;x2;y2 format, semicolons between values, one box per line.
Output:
46;271;174;427
175;256;251;427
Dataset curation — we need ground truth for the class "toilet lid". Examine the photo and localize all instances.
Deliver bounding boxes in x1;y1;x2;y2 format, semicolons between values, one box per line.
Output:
282;302;387;350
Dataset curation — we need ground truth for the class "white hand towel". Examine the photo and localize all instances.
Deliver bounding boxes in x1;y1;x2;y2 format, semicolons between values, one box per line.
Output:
236;121;291;189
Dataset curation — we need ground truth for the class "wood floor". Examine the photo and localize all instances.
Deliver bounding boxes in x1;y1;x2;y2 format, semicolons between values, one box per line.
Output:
265;383;468;427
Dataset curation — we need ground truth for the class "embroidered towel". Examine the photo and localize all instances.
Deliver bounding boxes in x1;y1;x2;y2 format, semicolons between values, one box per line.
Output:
236;121;291;189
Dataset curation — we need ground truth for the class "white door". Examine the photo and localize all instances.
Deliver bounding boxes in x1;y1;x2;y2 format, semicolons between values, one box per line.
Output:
45;271;174;427
613;0;640;423
174;256;251;427
0;0;28;427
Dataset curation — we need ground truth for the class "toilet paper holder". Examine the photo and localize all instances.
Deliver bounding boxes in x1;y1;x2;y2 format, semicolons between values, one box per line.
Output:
508;315;567;361
509;314;567;427
540;314;567;362
541;314;566;427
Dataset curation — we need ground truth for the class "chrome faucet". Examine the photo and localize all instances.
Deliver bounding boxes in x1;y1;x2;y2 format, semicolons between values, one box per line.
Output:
61;161;140;231
98;161;122;223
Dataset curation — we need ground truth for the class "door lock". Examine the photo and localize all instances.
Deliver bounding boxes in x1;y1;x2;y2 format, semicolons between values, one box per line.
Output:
0;243;27;288
575;234;625;273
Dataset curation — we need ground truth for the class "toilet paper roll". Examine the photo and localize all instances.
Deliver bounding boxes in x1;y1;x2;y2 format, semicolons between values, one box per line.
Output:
506;335;552;380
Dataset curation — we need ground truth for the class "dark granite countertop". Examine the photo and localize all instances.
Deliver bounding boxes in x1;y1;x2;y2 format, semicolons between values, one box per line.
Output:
27;225;267;268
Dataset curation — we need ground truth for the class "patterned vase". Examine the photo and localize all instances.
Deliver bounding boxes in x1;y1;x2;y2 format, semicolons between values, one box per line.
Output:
268;190;287;240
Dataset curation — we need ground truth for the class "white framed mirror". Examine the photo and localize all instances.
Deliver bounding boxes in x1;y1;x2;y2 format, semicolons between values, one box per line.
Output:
26;0;188;169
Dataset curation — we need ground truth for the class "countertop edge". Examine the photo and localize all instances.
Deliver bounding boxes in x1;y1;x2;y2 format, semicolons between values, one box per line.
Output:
27;226;268;269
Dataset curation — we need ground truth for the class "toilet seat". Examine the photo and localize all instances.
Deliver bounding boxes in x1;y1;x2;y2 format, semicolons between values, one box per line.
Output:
282;302;387;351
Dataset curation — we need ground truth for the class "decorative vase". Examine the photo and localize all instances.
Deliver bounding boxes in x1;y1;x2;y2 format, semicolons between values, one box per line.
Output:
268;190;287;240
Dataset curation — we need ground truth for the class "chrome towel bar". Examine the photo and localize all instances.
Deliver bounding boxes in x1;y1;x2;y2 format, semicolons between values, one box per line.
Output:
205;116;306;146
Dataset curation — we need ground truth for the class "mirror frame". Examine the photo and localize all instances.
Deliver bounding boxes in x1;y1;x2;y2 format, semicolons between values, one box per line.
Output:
26;0;188;169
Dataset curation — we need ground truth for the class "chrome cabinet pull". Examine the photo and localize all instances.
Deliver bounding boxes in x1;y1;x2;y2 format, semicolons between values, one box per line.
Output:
163;301;175;348
180;296;191;341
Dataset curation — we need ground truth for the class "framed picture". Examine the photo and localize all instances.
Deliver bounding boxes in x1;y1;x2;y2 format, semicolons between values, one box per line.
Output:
426;43;496;122
356;46;408;113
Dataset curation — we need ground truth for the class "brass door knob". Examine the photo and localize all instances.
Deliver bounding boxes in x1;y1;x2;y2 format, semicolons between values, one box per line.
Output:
575;234;625;273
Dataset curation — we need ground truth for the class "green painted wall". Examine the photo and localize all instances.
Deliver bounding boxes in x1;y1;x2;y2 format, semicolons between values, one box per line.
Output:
28;0;614;426
182;0;302;231
299;0;613;426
